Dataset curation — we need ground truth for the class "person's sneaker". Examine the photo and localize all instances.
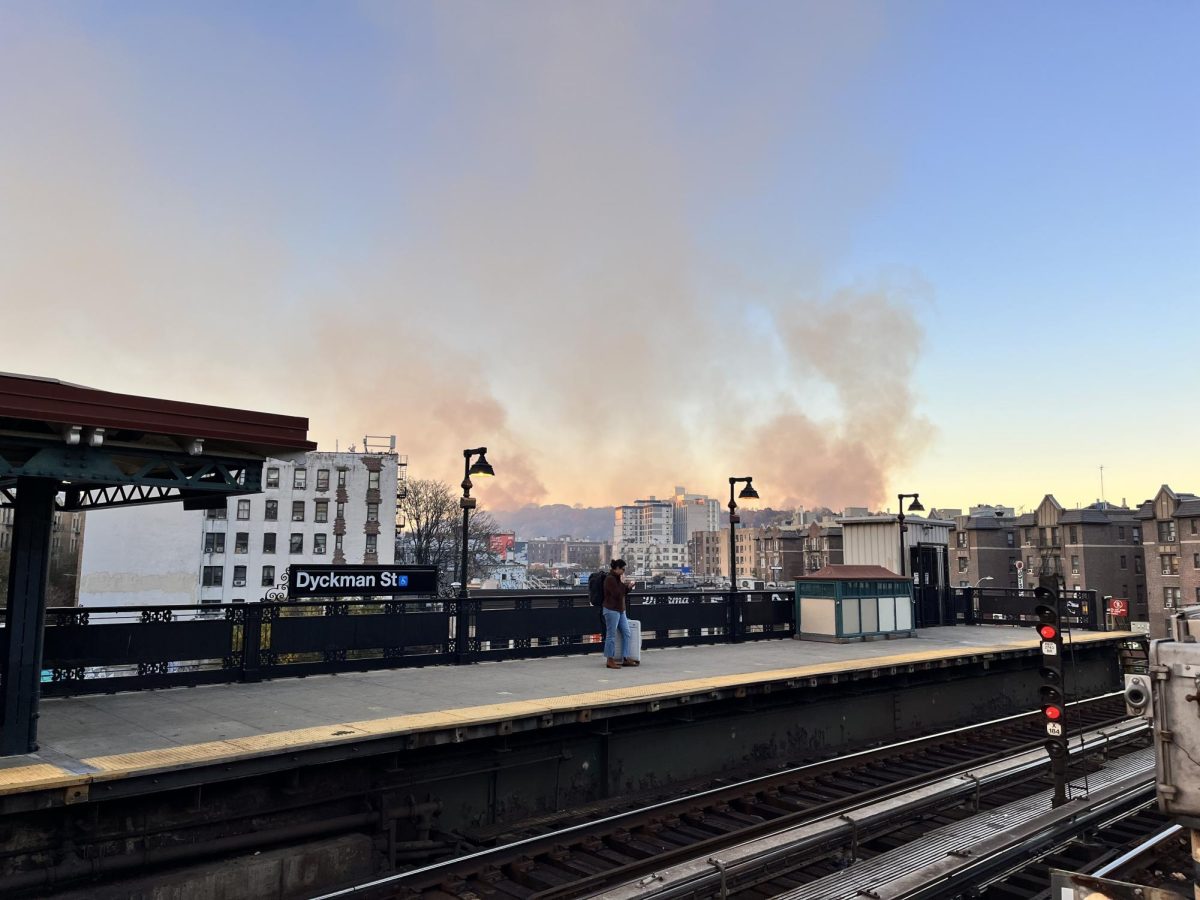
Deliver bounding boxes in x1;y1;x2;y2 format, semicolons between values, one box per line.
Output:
622;658;640;667
605;659;622;670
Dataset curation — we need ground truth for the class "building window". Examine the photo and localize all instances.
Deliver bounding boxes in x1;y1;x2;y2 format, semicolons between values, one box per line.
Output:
265;500;277;521
334;535;343;554
1194;553;1200;569
1068;526;1077;544
1135;555;1144;574
1071;556;1079;575
263;533;276;554
294;468;307;490
1165;587;1181;608
365;534;377;554
265;467;279;488
315;500;329;523
1120;555;1127;569
367;503;379;523
234;532;249;554
1133;526;1142;544
232;565;246;587
956;533;967;548
290;533;303;554
292;501;305;522
1006;532;1015;548
337;469;347;488
368;471;380;491
1119;526;1126;541
957;557;968;573
262;565;275;586
206;507;227;520
1158;521;1176;542
336;502;345;521
316;469;330;491
1162;554;1180;576
237;499;251;520
1051;527;1059;545
314;534;327;555
1024;528;1034;545
1193;520;1199;535
203;532;225;554
202;565;223;587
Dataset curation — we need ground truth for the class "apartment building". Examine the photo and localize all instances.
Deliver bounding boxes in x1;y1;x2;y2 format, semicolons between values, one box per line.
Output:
614;497;687;577
0;507;86;607
671;486;720;543
524;538;611;569
802;521;844;573
731;524;805;583
1138;485;1200;637
687;530;723;579
80;449;401;607
948;512;1019;589
1015;494;1146;620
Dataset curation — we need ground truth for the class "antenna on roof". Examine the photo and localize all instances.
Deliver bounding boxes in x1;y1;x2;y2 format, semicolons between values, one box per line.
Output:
1099;465;1106;506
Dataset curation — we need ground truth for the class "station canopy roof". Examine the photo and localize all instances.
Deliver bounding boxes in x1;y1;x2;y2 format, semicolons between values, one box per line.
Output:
0;373;316;511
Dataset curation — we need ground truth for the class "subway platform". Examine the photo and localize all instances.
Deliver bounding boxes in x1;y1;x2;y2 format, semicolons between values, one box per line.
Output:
0;626;1131;805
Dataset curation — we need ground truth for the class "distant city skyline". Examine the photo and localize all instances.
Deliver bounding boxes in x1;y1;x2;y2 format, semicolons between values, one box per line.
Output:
2;3;1195;512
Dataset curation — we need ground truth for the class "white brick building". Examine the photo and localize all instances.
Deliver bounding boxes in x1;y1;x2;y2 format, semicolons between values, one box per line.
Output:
80;450;402;607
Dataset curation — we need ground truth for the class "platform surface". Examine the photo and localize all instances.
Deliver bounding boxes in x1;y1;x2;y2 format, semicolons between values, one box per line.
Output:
0;626;1130;795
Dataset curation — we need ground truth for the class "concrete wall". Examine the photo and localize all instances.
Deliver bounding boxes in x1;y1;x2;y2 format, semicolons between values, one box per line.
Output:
79;503;201;607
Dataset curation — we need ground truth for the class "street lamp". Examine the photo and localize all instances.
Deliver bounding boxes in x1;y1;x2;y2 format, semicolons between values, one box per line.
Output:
973;575;994;589
896;492;924;581
728;476;759;593
458;448;494;601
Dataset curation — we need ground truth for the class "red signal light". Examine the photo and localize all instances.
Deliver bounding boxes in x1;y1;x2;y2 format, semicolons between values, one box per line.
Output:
1038;624;1058;641
1044;705;1063;721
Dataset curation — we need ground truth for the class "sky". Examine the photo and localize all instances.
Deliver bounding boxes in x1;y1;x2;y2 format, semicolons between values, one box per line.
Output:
1;2;1196;515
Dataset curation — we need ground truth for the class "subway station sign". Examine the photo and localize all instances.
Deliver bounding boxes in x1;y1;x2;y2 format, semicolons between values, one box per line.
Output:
286;564;438;599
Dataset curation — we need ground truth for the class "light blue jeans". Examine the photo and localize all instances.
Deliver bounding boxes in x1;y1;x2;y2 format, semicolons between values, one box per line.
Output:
602;608;632;660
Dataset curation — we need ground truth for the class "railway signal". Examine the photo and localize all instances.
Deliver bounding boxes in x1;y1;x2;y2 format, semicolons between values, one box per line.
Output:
1034;586;1069;806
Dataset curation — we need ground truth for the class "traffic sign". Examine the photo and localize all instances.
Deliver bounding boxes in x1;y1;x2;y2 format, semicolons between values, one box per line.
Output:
1108;598;1129;617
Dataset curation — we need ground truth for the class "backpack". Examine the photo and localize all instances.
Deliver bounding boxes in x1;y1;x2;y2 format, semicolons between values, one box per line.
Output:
588;570;607;607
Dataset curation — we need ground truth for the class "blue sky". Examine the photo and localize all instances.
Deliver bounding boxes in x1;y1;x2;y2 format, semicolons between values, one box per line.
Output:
1;2;1196;512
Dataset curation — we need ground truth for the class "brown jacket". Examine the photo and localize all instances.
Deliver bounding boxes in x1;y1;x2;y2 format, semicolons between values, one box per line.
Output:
603;572;632;613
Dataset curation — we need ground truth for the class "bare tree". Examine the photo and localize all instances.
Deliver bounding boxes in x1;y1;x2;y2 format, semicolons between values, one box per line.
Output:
397;478;502;595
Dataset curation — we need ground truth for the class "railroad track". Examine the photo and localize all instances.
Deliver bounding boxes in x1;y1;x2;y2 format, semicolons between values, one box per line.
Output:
312;693;1135;900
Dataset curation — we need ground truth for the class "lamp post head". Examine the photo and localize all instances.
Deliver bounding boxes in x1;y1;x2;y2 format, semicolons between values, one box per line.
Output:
906;496;924;513
738;482;759;501
463;448;492;480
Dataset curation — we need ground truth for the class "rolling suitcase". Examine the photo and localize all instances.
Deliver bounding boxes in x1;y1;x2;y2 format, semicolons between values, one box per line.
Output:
616;619;642;662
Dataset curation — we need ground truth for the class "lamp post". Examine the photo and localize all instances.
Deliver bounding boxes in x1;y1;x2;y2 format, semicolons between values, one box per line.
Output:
728;476;758;641
973;575;994;589
895;492;924;581
457;447;494;663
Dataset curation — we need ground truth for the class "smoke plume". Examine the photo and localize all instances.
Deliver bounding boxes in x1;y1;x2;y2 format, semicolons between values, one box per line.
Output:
0;3;929;511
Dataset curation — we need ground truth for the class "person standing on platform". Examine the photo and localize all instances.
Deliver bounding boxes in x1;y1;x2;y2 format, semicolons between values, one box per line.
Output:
603;559;638;669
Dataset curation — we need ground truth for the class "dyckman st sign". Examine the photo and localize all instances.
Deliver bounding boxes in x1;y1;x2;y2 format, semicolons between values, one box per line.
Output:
286;564;438;599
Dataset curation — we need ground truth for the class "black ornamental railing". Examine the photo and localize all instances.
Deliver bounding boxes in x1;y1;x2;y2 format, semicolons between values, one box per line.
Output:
952;586;1105;631
15;590;796;696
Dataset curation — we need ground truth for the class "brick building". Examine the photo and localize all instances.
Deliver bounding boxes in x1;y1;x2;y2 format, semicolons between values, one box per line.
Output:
733;525;805;584
524;538;611;569
1137;485;1200;637
802;521;844;573
1015;494;1146;622
949;511;1019;589
687;530;723;580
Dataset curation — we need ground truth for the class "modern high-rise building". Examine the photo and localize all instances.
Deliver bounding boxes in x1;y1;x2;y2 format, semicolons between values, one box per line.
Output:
671;486;720;544
614;497;686;577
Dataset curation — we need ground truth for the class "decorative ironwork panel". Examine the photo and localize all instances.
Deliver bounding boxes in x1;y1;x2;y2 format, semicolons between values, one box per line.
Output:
136;661;170;676
53;610;90;627
50;666;84;683
140;609;174;624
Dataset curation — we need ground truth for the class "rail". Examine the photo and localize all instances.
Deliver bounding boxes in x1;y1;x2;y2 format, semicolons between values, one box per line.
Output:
14;589;795;696
953;585;1106;630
